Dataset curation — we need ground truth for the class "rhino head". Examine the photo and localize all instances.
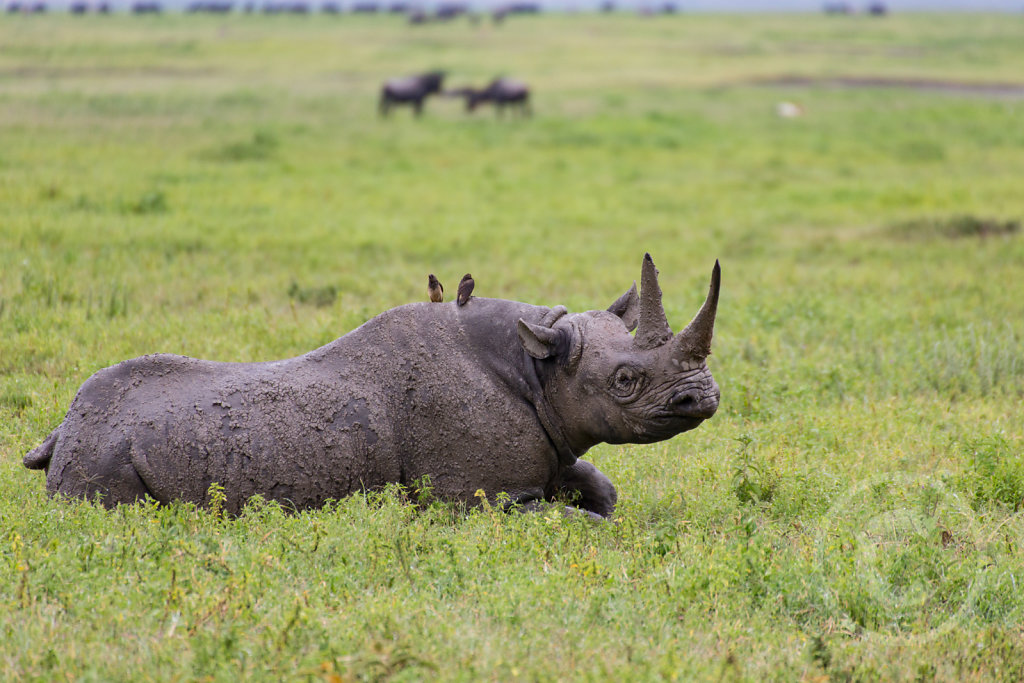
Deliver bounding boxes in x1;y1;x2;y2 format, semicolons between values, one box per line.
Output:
517;253;721;453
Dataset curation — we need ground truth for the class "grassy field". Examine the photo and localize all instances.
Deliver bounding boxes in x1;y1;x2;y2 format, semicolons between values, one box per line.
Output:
2;11;1024;681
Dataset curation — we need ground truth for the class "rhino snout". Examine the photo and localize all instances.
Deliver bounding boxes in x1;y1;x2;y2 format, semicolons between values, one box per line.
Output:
669;380;719;419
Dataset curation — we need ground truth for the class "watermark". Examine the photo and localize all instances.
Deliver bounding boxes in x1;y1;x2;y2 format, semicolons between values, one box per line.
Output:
814;471;1000;643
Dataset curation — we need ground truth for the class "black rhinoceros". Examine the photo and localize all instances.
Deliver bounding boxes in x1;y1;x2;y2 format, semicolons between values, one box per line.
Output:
24;254;720;518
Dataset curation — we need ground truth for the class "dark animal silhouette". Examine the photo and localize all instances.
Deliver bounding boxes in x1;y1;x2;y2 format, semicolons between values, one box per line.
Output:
457;274;474;306
823;2;852;13
186;1;233;11
24;255;721;520
379;71;445;118
131;0;161;12
428;274;444;303
434;1;466;18
492;0;539;20
452;78;531;117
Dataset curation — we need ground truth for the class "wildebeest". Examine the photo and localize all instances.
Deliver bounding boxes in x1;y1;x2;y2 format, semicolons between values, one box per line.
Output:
492;1;539;23
261;2;308;13
449;78;531;117
496;1;539;13
379;71;445;118
186;1;234;11
823;2;852;13
131;1;162;12
434;1;466;18
13;0;45;11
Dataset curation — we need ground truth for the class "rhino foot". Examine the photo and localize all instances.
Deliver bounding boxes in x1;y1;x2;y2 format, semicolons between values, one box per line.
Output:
550;459;617;518
515;499;611;521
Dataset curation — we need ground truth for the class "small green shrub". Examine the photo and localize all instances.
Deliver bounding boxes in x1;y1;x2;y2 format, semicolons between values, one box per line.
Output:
124;190;168;215
889;215;1020;240
0;387;33;414
202;131;279;162
287;280;337;308
731;436;778;505
955;435;1024;510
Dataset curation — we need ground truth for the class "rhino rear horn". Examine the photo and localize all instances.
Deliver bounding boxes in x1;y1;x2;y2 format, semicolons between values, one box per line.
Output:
607;282;639;332
634;253;673;350
674;260;721;359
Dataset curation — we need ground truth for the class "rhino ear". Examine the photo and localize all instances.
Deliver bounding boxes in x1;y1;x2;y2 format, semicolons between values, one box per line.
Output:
517;319;561;359
607;282;639;332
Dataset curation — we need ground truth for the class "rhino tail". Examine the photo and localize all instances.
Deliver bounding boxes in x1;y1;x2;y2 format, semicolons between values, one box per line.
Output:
24;428;59;470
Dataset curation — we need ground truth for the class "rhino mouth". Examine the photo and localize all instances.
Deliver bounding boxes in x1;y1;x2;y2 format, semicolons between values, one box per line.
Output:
653;414;706;430
618;413;708;446
626;414;707;444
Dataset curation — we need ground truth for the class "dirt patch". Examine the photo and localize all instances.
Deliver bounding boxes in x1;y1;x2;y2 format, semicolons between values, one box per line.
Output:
751;75;1024;99
889;215;1021;241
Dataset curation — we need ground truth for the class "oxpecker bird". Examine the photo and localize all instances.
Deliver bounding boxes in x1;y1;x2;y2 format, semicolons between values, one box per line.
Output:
457;273;474;307
428;274;444;303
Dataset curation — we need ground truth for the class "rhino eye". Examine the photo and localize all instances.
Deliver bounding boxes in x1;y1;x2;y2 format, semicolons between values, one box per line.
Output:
610;366;644;399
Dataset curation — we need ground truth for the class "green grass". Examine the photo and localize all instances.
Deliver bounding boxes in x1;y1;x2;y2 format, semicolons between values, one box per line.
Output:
2;12;1024;681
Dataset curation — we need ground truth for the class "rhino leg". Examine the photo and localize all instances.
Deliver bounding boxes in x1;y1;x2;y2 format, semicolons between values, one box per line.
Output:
550;459;617;518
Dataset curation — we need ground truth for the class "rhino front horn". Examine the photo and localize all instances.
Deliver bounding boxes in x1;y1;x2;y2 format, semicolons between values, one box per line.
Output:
675;260;720;359
634;253;673;350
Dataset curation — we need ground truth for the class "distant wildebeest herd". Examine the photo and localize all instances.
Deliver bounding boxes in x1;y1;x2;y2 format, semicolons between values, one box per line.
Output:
380;72;531;118
3;0;537;16
823;2;887;15
3;0;683;18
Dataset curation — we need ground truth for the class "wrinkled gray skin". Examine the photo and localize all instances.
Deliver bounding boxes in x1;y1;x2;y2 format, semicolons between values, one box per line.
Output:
25;254;720;518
